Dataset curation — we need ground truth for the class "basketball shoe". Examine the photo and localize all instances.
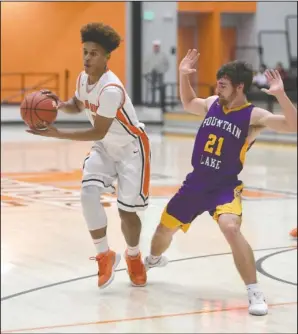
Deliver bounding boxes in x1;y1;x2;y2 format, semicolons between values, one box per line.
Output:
90;249;121;289
125;251;147;287
144;255;169;270
248;290;268;316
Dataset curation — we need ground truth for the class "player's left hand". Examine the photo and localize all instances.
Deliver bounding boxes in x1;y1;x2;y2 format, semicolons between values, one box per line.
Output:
261;69;284;96
26;122;62;138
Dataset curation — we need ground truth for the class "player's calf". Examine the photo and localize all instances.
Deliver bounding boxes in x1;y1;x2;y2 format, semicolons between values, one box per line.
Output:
218;213;257;283
119;209;142;249
218;214;268;316
81;185;121;288
151;223;177;256
145;223;178;270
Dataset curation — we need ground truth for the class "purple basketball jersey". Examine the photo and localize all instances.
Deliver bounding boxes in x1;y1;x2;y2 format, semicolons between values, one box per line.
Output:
186;98;254;190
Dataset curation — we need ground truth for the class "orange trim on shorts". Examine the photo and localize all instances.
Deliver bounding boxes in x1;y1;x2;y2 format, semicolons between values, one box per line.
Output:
116;108;150;200
138;132;150;199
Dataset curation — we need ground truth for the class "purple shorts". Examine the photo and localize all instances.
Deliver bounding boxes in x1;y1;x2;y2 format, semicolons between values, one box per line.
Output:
161;180;244;233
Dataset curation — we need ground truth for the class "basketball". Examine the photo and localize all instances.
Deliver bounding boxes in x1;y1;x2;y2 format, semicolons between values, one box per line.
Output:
20;91;58;128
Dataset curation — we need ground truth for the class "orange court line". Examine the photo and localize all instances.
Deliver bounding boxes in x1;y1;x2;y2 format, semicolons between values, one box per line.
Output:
2;171;289;198
60;185;285;198
2;181;286;200
1;301;296;333
0;195;26;206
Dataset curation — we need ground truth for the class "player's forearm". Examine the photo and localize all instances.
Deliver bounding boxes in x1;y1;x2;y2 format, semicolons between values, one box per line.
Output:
275;91;297;131
179;73;197;108
59;97;82;114
57;128;104;141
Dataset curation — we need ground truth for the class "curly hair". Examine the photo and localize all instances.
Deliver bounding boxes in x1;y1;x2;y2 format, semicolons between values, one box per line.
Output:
216;60;253;94
80;23;121;53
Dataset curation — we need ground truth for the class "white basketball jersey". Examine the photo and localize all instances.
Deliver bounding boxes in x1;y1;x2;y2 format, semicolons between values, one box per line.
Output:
75;70;145;147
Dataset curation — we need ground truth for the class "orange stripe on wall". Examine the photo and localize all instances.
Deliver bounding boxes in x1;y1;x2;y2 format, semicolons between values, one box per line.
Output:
221;27;237;64
177;26;197;96
197;12;222;97
178;2;256;13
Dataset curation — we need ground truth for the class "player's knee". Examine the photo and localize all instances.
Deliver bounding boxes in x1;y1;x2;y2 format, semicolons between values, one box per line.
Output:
156;223;178;237
218;214;241;239
80;185;107;231
118;209;139;224
81;185;101;204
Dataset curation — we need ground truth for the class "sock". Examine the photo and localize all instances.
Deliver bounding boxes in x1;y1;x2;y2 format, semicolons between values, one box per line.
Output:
148;254;161;264
127;245;140;257
246;283;260;293
93;236;109;254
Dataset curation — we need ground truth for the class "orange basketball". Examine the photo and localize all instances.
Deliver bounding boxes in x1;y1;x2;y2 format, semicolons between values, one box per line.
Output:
20;91;58;128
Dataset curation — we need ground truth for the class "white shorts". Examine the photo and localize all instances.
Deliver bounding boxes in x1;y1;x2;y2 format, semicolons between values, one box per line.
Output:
82;135;150;212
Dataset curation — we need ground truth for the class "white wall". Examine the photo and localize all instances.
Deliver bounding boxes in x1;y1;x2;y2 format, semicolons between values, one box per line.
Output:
221;3;297;69
221;13;259;69
256;2;297;68
139;2;296;95
141;2;178;102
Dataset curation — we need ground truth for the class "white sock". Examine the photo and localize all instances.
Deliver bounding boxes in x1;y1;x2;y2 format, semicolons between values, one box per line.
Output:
247;283;260;293
93;236;109;254
127;245;140;257
148;254;161;264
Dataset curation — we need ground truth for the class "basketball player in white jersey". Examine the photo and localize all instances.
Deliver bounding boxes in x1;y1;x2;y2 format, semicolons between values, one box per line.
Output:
27;23;150;289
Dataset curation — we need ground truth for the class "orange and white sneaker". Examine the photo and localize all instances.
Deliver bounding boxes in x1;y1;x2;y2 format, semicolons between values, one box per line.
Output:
125;251;147;287
290;228;297;238
90;250;121;289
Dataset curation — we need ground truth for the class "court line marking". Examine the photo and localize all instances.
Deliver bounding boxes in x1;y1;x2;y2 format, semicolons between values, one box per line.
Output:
1;177;295;209
244;186;297;196
3;171;297;198
256;248;297;286
1;301;297;333
1;245;296;302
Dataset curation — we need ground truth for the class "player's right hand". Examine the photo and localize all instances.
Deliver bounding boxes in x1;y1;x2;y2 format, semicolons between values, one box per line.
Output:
179;49;200;75
40;90;61;103
40;90;64;110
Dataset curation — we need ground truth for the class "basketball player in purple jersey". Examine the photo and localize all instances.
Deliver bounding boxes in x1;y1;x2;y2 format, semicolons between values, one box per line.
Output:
145;49;297;316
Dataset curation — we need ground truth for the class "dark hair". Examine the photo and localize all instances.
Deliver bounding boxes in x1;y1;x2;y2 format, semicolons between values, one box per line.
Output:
80;23;121;53
216;60;253;94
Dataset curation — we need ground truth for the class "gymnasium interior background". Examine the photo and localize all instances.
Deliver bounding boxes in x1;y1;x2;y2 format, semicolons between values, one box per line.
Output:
1;1;297;144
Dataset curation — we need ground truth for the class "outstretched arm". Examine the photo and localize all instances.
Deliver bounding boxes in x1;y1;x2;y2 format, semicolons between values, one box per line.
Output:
179;49;217;116
251;70;297;133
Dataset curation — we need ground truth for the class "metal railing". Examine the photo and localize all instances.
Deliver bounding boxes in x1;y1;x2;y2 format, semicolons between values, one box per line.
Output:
144;81;214;113
162;82;214;112
1;70;69;104
153;79;296;114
